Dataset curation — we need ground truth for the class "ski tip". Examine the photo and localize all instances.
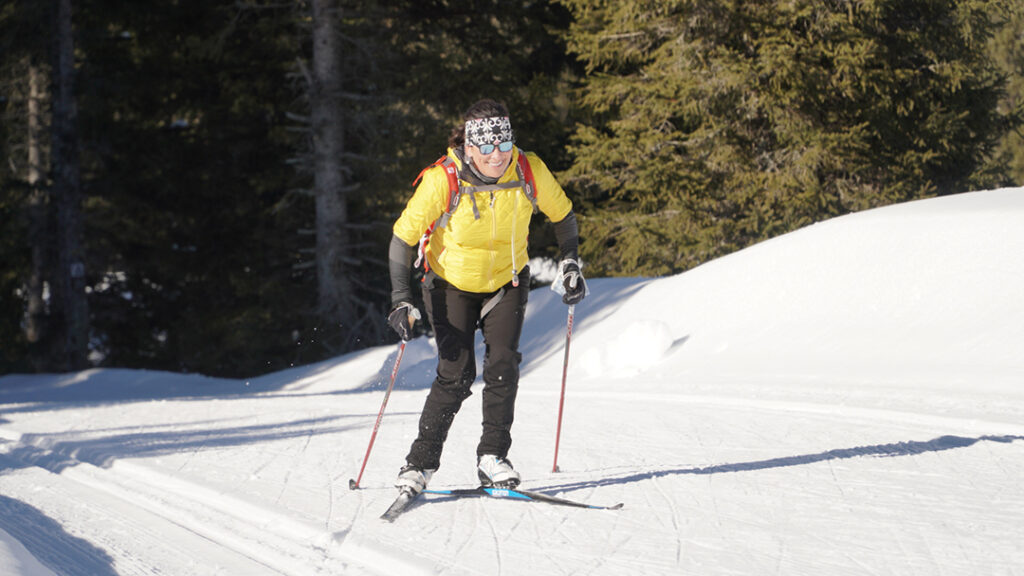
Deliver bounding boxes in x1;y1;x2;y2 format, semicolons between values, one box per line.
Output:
348;479;359;490
609;502;624;510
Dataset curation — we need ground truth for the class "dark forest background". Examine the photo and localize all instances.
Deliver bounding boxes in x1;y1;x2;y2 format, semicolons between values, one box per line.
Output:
2;0;1022;378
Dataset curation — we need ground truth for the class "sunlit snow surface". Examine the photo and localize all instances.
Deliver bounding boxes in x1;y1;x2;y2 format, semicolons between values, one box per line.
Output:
2;188;1023;575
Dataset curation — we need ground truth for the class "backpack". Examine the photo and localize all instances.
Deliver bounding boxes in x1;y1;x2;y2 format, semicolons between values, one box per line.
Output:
412;150;538;281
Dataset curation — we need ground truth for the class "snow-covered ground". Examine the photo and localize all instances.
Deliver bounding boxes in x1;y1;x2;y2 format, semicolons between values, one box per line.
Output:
2;188;1023;575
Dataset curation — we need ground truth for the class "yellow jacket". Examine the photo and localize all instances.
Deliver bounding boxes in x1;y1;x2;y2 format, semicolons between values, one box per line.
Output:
394;147;573;293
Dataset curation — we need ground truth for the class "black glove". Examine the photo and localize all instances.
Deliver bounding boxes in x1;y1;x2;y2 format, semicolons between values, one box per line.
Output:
387;302;421;341
559;258;587;305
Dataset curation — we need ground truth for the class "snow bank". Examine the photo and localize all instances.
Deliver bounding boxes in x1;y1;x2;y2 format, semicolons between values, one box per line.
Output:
570;187;1024;385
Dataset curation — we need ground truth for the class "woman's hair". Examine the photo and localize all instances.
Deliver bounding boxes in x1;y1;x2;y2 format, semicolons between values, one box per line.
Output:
448;99;511;149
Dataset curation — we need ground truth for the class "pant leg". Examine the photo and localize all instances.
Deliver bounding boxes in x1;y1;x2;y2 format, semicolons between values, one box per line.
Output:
476;267;530;459
405;280;481;470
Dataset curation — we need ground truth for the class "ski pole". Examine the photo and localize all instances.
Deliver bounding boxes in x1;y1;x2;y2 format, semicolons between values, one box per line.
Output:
349;329;412;490
551;304;575;473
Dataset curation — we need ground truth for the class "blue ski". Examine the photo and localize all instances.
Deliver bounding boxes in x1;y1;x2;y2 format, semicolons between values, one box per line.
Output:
423;486;624;511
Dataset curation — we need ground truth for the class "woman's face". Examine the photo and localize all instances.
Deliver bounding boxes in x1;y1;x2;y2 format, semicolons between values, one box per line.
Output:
466;141;513;179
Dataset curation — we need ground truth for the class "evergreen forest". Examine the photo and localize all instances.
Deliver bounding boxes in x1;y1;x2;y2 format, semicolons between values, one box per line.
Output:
2;0;1022;377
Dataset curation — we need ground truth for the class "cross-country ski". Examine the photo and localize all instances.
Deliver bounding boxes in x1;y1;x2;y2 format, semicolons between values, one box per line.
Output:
380;485;623;521
380;488;420;522
424;486;623;510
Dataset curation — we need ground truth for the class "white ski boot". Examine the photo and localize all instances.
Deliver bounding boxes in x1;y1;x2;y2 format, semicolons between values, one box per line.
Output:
395;464;435;495
477;455;521;488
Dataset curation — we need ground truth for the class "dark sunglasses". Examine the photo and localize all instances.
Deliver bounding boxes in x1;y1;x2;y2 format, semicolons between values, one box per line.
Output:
476;141;514;155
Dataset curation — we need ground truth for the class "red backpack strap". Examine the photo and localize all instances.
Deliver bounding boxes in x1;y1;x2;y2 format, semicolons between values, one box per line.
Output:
439;157;460;213
412;155;448;186
412;155;462;272
436;157;462;227
516;150;539;213
412;154;462;223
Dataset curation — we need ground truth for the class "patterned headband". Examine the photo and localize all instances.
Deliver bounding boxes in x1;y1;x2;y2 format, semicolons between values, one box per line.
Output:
464;116;514;147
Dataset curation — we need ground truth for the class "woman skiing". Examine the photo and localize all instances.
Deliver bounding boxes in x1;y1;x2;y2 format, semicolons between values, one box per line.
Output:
386;98;586;494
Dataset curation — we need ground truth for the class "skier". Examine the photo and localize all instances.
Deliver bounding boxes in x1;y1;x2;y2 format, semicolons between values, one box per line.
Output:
386;98;587;495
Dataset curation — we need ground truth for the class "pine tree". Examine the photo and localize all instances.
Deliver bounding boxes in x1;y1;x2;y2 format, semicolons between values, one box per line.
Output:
559;0;1014;277
51;0;90;371
0;1;51;373
989;1;1024;183
74;1;305;375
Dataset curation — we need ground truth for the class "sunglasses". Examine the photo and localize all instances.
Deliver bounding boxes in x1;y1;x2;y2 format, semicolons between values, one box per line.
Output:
475;141;514;155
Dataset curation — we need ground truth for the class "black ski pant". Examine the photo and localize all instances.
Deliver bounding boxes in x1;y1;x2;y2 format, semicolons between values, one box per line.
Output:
405;268;529;471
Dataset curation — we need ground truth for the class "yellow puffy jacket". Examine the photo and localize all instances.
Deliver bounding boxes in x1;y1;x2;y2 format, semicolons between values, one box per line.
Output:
394;147;573;293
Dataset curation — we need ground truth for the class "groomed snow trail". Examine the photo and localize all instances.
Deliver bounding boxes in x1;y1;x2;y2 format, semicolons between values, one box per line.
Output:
0;427;380;575
2;188;1023;575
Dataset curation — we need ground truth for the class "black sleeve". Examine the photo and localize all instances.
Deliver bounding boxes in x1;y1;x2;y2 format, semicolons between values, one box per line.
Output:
389;234;416;306
552;210;579;261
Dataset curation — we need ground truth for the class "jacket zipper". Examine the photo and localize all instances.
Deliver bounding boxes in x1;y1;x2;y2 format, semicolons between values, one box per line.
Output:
510;189;520;287
488;191;497;282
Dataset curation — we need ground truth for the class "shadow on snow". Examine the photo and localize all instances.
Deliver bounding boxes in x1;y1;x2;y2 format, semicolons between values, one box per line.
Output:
536;434;1024;493
0;494;118;576
0;411;423;474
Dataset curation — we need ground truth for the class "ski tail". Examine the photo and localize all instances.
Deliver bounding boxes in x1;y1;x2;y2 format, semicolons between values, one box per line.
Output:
380;488;420;522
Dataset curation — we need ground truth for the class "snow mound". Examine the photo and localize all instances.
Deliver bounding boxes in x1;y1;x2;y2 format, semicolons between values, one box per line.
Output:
568;187;1024;385
579;319;675;376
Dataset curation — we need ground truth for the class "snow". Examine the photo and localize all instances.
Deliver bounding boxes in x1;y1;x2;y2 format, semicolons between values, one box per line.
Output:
2;187;1024;575
0;528;56;576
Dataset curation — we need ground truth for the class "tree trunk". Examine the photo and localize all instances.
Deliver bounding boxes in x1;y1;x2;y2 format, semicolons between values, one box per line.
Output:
310;0;356;336
51;0;89;371
25;59;48;369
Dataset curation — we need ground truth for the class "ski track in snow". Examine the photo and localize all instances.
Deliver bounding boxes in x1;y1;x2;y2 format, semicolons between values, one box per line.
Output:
0;432;353;575
2;366;1022;575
